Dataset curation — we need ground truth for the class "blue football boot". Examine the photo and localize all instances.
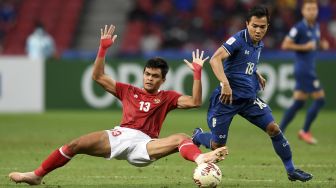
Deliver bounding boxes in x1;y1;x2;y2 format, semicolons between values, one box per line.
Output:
191;128;203;147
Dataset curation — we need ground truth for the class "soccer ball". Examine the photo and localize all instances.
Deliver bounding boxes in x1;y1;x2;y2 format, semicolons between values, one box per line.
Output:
193;163;222;188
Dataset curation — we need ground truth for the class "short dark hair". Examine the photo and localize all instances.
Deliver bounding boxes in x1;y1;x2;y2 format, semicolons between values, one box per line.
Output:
246;5;270;24
144;57;169;79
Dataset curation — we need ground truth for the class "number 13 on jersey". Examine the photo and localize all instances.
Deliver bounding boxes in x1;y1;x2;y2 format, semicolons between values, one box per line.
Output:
139;101;151;112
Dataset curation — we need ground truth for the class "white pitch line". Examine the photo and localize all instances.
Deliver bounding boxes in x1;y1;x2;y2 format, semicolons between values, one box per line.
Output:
225;178;274;182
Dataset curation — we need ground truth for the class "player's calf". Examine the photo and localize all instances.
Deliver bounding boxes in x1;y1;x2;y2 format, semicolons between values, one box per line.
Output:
9;171;43;185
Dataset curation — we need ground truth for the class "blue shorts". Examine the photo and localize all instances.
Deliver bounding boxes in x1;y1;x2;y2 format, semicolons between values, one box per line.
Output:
294;71;322;92
207;88;274;145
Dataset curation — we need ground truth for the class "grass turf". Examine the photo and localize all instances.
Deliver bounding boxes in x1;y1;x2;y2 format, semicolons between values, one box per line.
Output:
0;110;335;187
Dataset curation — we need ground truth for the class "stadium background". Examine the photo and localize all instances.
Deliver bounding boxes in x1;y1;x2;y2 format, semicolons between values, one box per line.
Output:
0;0;335;187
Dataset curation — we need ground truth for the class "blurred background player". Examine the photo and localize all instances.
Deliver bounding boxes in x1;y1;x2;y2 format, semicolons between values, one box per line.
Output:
26;22;56;59
191;5;313;182
279;0;329;145
8;24;228;185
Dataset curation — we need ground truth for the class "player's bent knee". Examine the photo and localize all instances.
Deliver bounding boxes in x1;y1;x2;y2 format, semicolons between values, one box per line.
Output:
266;123;281;136
67;138;82;154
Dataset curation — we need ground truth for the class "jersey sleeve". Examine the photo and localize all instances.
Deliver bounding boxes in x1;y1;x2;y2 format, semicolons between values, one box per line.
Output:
288;25;299;41
166;90;182;110
115;82;132;100
222;35;241;55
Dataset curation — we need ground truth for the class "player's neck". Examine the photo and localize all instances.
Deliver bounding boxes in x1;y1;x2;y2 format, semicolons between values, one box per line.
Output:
305;18;316;27
142;88;159;95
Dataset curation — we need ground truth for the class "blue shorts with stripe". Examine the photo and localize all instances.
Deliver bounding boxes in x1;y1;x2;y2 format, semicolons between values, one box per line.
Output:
294;72;322;92
207;87;274;145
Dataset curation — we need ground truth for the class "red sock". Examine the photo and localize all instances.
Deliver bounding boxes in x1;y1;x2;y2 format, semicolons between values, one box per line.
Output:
178;139;201;162
34;145;75;177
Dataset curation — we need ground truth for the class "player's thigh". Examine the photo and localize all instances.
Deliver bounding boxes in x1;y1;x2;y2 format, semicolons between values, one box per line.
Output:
293;90;309;100
68;131;110;158
240;99;274;132
147;133;189;160
311;89;325;99
207;105;236;145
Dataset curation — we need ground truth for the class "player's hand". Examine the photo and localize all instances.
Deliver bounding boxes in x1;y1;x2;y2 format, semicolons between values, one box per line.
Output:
220;82;232;105
183;49;209;71
100;24;117;49
304;41;316;51
320;39;329;50
257;73;266;90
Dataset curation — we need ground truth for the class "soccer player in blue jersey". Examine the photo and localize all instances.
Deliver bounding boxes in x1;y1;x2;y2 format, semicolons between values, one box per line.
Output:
279;0;329;144
192;5;313;182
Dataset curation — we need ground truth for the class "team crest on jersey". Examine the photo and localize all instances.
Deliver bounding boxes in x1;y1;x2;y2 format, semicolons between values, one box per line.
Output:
153;98;161;104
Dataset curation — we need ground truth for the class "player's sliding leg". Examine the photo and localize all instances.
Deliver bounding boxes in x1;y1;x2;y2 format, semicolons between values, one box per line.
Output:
9;131;111;185
147;134;228;165
178;139;228;165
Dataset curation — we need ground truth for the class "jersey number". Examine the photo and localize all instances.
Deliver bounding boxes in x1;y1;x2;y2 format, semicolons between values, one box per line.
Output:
111;129;121;137
139;101;151;112
245;62;255;75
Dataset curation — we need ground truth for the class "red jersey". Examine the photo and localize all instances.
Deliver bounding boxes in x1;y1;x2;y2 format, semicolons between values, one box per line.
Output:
115;82;182;138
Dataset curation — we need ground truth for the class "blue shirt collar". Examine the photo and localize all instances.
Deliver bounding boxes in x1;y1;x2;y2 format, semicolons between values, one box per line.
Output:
244;29;264;48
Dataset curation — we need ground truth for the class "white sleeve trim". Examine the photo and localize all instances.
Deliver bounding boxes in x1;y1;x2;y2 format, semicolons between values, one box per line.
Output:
221;45;231;56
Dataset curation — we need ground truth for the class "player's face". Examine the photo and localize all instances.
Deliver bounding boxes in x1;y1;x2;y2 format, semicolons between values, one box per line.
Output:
143;68;165;93
246;16;268;44
302;3;318;23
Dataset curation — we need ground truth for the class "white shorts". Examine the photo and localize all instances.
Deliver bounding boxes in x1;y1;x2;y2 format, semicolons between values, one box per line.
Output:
105;126;154;167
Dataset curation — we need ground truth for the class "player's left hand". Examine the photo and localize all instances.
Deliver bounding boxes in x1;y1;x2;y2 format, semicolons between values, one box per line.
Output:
257;73;266;90
183;49;209;71
100;24;117;49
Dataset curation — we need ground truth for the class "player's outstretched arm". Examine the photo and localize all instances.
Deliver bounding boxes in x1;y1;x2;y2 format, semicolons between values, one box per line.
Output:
92;24;118;95
281;36;315;52
177;49;209;109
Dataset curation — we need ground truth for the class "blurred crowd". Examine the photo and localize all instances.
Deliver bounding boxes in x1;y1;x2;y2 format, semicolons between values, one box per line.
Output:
125;0;336;54
0;0;17;52
1;0;335;56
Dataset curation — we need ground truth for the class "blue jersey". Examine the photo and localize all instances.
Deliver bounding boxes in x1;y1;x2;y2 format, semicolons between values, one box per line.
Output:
288;19;320;77
222;29;263;100
287;19;322;92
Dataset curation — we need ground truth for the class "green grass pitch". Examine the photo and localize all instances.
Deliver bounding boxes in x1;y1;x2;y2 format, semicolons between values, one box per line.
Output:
0;110;335;187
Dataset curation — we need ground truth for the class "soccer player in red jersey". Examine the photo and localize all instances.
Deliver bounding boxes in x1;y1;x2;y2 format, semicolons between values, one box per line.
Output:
8;24;228;185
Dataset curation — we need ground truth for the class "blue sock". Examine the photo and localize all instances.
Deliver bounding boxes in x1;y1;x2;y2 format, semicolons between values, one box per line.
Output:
280;100;305;132
271;132;295;173
303;98;325;132
194;132;212;149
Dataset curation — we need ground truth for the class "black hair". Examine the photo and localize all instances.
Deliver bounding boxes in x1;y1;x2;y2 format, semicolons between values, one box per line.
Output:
144;57;169;79
246;5;270;24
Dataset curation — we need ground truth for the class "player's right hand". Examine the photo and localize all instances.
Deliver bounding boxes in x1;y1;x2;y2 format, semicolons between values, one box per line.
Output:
100;24;117;49
220;82;232;105
304;41;316;51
